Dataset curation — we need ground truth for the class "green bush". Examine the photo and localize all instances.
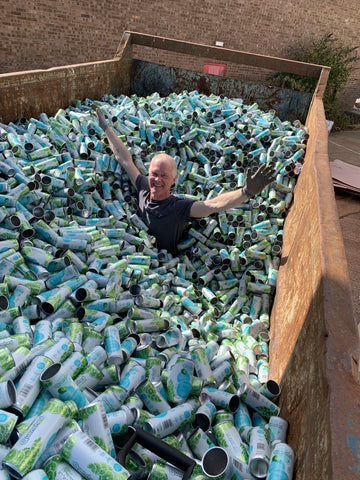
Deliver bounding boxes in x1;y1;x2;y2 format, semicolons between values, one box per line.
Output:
269;34;359;129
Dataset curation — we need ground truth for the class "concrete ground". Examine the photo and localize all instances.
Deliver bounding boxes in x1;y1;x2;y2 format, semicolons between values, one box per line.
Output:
328;129;360;325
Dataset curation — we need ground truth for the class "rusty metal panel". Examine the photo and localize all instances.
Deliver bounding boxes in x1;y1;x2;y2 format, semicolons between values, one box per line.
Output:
131;60;312;123
0;36;133;124
123;31;327;79
270;97;360;479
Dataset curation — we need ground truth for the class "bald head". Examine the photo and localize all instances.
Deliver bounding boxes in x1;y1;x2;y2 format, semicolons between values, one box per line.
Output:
148;154;177;201
150;154;177;177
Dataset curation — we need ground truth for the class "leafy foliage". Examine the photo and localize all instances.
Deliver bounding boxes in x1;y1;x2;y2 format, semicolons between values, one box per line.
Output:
269;34;359;128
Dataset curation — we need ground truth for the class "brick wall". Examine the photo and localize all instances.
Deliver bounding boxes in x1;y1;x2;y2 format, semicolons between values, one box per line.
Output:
1;0;359;110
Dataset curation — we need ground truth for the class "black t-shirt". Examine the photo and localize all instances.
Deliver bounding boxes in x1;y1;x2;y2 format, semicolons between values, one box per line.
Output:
135;175;196;255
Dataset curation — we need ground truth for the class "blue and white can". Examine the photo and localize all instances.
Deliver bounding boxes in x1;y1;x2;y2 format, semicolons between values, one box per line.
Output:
104;326;123;365
267;442;295;480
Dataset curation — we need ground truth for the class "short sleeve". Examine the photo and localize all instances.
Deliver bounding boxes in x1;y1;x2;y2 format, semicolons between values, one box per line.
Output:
135;174;149;192
174;197;196;223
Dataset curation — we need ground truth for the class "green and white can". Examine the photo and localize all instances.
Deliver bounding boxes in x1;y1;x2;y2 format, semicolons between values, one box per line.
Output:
143;402;195;438
44;454;85;480
119;362;147;393
61;351;88;379
201;447;235;480
188;427;216;460
79;400;115;458
3;399;70;478
96;385;128;413
201;386;240;413
212;420;249;465
107;405;135;437
147;460;183;480
191;347;216;387
43;337;74;364
35;419;81;468
135;379;170;415
248;426;271;478
238;383;280;420
0;409;18;443
0;346;15;376
74;363;103;390
194;401;216;431
61;430;130;480
40;363;88;408
13;355;53;418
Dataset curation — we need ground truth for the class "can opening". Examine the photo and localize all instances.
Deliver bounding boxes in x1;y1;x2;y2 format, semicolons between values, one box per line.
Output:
195;412;211;431
0;295;9;310
7;380;17;404
21;227;35;238
202;447;229;477
76;307;85;320
75;288;87;302
228;395;240;413
32;206;44;219
249;457;268;478
41;301;55;315
40;362;61;381
10;215;21;227
266;379;281;397
41;176;52;185
43;211;55;222
1;462;22;480
129;284;142;296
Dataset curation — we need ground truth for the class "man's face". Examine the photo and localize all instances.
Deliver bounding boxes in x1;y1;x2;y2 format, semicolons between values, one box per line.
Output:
148;157;177;201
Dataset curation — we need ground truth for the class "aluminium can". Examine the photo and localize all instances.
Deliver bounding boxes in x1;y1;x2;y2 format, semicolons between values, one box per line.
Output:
61;430;130;480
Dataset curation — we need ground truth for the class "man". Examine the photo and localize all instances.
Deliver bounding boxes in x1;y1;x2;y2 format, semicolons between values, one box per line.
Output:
95;107;275;255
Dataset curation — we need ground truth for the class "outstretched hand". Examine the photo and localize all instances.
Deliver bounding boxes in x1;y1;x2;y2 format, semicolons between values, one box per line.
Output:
93;106;109;132
243;164;276;197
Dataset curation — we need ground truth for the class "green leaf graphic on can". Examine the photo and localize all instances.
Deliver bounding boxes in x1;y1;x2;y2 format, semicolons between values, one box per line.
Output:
213;427;226;447
79;404;98;420
93;435;109;453
240;442;249;463
5;437;42;473
61;434;76;462
88;462;128;479
149;463;168;480
264;426;271;444
45;399;67;415
146;386;160;402
167;379;175;402
256;406;275;420
44;454;63;479
0;420;15;442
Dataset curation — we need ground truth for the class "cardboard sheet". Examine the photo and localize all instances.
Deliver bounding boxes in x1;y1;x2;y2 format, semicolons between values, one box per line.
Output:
330;159;360;194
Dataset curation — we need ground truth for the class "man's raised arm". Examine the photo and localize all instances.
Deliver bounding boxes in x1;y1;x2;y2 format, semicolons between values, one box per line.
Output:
190;164;276;218
94;107;140;187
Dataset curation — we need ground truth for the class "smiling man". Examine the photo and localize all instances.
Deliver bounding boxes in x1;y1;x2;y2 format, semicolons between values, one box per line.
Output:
95;107;275;255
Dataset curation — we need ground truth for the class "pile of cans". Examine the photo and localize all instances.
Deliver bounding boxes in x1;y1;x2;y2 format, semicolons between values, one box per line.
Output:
0;90;306;479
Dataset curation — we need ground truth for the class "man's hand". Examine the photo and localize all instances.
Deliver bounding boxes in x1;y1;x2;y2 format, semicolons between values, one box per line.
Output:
243;164;276;197
93;106;109;132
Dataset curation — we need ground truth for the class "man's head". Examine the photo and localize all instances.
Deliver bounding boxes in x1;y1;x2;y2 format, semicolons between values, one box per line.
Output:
148;154;177;201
